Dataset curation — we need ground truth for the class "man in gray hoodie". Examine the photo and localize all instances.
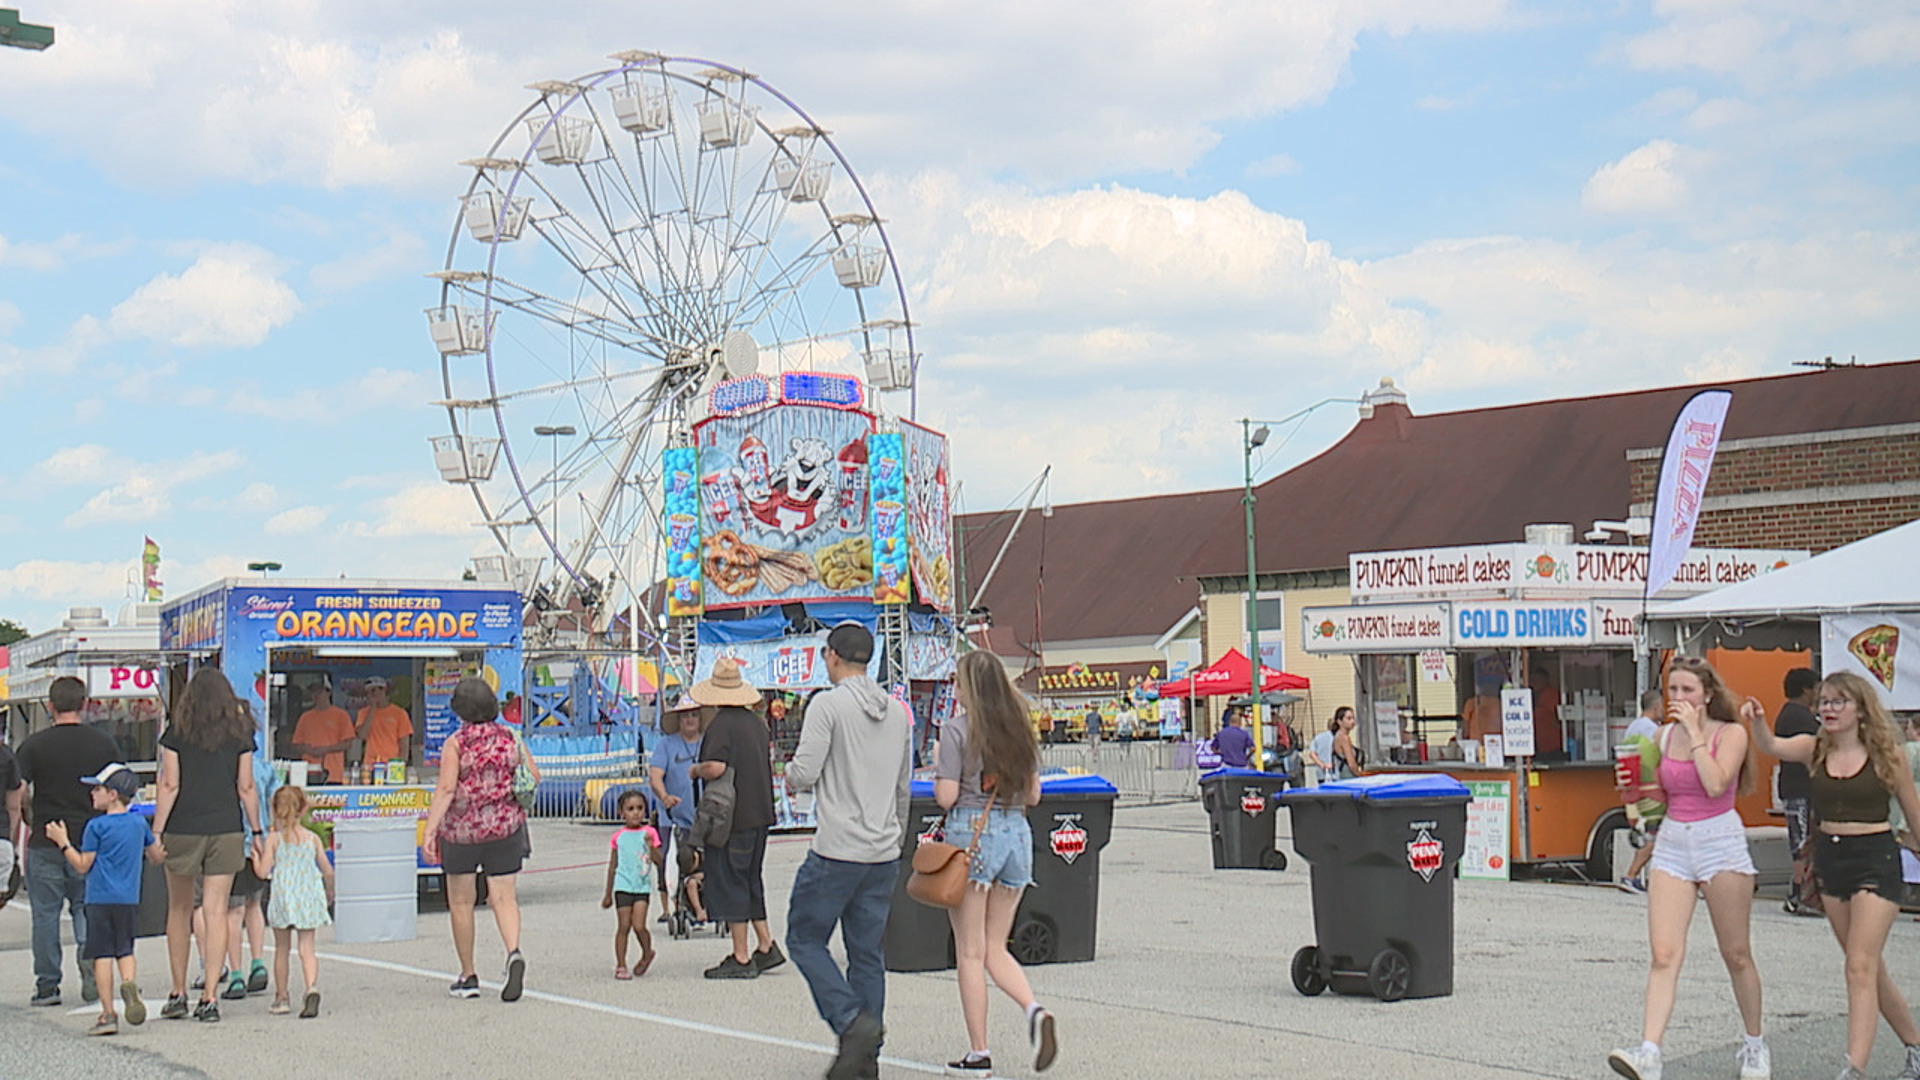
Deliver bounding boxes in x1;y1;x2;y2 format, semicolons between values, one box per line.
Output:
785;623;912;1080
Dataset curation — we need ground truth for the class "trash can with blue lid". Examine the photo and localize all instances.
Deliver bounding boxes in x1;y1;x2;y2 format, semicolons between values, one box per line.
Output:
1014;773;1118;965
1282;772;1471;1001
884;782;958;973
885;773;1119;970
1200;768;1290;871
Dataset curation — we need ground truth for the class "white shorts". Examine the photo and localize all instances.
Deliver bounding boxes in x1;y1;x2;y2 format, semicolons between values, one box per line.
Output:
1649;809;1756;883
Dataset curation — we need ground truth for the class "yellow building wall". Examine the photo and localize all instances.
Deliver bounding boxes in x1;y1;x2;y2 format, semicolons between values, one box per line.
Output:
1202;585;1359;736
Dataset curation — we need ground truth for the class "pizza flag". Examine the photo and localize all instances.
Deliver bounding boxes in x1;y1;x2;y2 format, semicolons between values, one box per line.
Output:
1646;390;1732;601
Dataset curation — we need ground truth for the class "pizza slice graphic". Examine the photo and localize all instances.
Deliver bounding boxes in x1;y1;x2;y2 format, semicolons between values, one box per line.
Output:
1848;624;1899;690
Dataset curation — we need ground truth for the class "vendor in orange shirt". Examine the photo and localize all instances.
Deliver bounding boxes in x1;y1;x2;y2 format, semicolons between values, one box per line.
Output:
1459;679;1503;742
356;676;414;768
292;679;356;783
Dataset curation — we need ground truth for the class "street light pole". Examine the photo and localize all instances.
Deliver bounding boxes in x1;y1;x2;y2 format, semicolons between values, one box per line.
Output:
533;425;577;546
1239;396;1370;772
1242;419;1270;769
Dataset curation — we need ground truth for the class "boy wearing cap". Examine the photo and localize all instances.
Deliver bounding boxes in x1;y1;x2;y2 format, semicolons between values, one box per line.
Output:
45;763;161;1037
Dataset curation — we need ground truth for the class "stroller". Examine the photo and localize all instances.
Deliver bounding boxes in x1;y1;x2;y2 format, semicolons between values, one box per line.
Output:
666;827;720;940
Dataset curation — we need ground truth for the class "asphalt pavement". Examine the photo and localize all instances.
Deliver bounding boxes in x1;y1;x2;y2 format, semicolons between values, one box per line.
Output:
2;801;1917;1079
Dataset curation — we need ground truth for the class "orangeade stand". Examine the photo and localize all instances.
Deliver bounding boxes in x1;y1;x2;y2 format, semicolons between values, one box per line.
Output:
159;578;523;883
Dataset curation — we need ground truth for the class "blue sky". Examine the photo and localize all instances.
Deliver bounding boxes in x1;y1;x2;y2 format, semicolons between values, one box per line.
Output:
2;0;1917;633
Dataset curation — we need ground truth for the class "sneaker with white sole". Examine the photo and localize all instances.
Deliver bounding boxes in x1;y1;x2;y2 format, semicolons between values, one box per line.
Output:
1836;1064;1867;1080
501;950;526;1002
945;1054;992;1077
1616;876;1647;895
1737;1040;1770;1080
447;974;480;999
1899;1042;1920;1080
1608;1045;1662;1080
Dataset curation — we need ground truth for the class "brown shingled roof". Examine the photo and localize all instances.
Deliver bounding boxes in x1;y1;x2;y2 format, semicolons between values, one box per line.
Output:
1180;360;1920;579
957;487;1239;659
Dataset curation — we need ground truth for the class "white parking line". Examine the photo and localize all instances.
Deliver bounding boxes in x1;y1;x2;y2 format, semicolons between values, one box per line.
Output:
318;950;946;1074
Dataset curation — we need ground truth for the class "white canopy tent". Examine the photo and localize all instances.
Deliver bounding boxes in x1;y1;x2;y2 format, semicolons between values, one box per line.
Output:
1648;518;1920;653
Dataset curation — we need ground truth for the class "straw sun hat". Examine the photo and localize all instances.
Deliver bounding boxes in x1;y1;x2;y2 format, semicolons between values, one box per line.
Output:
690;657;762;707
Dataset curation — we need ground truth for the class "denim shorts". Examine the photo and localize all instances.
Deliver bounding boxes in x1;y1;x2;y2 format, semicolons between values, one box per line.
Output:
1814;831;1905;903
947;806;1033;891
1649;809;1756;883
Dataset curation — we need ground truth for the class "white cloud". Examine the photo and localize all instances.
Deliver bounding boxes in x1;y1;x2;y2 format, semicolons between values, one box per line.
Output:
219;368;431;419
60;450;245;527
0;1;1516;192
345;483;480;539
232;483;281;512
1582;140;1690;215
265;505;330;535
1623;1;1920;86
108;245;302;347
0;553;250;631
39;444;121;485
307;227;429;296
0;232;128;273
1245;153;1301;178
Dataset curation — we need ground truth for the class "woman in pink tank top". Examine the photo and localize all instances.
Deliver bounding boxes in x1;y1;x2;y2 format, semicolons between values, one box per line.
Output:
1609;657;1769;1080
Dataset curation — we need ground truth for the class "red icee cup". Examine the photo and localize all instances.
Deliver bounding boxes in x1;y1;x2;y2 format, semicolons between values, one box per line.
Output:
1613;744;1642;792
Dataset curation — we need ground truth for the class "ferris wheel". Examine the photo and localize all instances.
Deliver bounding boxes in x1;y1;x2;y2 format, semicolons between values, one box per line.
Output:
426;52;918;640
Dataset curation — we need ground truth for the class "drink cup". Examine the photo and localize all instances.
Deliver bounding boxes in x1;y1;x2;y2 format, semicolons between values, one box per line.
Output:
1614;743;1641;791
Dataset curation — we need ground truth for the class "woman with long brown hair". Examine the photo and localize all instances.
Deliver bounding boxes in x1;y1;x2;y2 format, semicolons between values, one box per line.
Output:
1609;657;1768;1080
935;651;1056;1076
153;667;262;1023
1751;671;1920;1080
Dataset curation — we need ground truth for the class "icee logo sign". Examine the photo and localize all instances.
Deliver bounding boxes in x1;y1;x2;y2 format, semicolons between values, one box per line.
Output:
1050;814;1087;865
1407;827;1444;881
1240;788;1266;816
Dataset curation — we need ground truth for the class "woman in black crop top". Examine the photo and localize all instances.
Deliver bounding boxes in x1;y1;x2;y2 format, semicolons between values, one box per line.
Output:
1751;672;1920;1080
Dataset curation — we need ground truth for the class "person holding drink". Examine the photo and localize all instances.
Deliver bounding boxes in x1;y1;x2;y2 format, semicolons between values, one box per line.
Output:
1608;657;1768;1080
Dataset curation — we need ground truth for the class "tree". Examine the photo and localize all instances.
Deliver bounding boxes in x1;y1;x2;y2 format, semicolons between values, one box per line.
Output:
0;618;28;646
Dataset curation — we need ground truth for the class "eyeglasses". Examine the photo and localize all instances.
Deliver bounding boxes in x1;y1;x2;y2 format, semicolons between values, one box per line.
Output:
1817;698;1854;710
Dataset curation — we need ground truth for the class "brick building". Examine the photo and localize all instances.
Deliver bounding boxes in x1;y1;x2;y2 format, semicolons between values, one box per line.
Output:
1629;421;1920;554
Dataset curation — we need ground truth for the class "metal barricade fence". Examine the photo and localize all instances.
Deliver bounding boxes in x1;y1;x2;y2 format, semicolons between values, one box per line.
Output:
522;729;648;819
1040;740;1199;803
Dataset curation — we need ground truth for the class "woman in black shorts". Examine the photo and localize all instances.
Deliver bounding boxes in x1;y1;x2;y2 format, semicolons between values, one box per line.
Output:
152;668;262;1023
423;678;539;1002
1750;671;1920;1080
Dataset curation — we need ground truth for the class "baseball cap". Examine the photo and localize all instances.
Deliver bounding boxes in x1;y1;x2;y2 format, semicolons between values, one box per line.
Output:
81;763;141;800
826;622;874;664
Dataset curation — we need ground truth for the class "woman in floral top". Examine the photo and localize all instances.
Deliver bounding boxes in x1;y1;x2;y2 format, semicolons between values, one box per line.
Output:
423;678;539;1003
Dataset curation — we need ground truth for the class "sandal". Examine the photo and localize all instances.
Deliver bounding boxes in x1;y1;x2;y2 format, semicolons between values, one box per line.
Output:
269;997;291;1015
614;965;632;980
636;951;656;977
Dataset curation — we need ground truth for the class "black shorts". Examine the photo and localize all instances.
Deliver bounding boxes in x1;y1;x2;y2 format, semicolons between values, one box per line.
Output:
703;827;768;923
228;862;270;907
1814;830;1905;903
440;825;530;877
613;890;651;909
83;903;138;961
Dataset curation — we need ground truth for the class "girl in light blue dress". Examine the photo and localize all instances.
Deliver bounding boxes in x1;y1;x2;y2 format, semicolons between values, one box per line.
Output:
252;786;334;1019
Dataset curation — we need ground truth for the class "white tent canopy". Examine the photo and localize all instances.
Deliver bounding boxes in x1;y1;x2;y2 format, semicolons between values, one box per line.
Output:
1648;518;1920;651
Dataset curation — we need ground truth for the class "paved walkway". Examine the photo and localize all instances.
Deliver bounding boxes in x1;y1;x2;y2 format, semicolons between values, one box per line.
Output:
2;802;1917;1078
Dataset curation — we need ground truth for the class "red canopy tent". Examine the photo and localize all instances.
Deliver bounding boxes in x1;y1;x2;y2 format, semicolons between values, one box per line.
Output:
1158;648;1310;698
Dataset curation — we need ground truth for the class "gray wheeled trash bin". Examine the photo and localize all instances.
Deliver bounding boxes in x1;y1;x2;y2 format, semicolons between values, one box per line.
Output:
1200;767;1290;870
1282;773;1470;1001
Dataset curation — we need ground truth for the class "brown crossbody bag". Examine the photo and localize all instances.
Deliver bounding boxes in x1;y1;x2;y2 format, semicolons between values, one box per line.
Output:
906;792;995;910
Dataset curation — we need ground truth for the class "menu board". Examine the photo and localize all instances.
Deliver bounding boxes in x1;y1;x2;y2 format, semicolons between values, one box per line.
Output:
1461;781;1511;880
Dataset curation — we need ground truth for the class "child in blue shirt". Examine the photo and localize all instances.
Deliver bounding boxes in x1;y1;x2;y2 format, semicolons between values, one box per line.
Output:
46;762;161;1037
601;790;659;979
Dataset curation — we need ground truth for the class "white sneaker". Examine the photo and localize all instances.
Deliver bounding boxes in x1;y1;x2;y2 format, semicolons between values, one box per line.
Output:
1608;1045;1662;1080
1836;1064;1868;1080
1898;1042;1920;1080
1737;1040;1771;1080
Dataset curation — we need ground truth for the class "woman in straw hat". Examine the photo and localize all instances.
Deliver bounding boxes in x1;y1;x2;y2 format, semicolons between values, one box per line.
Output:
688;658;785;980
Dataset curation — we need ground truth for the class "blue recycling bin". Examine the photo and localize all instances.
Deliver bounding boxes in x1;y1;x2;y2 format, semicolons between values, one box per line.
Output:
1200;767;1290;870
1282;773;1471;1001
